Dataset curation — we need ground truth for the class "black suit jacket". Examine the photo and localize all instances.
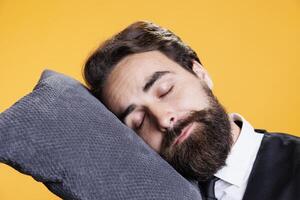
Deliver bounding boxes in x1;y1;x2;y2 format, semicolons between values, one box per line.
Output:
242;130;300;200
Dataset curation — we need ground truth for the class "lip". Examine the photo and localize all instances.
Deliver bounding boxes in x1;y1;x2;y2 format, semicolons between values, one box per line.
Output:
172;123;194;146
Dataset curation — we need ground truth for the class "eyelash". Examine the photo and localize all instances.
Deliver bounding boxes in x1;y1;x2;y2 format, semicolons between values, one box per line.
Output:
136;113;145;131
159;85;174;98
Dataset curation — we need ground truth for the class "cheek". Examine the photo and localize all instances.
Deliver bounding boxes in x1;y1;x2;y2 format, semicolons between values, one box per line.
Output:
140;131;163;152
173;84;209;111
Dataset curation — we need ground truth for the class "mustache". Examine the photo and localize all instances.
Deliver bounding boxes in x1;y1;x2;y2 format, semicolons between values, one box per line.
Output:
163;109;212;147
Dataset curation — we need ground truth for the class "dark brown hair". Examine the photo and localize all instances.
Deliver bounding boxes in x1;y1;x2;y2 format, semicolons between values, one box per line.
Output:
83;21;201;99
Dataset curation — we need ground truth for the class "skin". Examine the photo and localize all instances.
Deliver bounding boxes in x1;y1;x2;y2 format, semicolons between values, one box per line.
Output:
102;50;240;152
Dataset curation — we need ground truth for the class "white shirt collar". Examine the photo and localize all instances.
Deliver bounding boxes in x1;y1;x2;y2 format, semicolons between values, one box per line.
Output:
214;113;263;187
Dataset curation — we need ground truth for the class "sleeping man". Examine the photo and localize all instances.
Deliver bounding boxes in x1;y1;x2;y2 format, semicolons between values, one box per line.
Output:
83;21;300;200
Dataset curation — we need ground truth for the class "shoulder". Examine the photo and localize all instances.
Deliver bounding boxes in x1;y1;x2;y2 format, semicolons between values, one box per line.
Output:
244;130;300;200
260;131;300;146
256;130;300;167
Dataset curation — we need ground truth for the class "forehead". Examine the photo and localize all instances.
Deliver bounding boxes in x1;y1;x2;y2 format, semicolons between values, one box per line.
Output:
112;51;183;77
102;51;188;113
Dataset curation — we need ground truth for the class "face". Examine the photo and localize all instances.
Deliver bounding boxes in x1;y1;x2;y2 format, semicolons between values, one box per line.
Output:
102;51;232;180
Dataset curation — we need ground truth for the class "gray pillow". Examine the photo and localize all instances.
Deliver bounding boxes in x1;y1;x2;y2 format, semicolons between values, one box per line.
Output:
0;70;201;200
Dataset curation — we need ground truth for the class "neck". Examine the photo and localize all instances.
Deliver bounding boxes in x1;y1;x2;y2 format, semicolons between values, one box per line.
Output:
229;117;241;145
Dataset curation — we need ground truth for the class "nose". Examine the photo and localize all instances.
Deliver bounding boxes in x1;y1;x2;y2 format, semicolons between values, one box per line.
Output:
147;103;177;132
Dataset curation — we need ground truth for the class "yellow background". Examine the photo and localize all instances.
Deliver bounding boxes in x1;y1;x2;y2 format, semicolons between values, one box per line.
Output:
0;0;299;199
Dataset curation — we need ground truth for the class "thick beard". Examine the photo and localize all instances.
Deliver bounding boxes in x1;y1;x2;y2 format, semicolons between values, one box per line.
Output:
159;88;232;181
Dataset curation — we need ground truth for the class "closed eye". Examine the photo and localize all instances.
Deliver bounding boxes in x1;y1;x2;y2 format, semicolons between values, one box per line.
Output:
159;85;174;98
136;113;146;131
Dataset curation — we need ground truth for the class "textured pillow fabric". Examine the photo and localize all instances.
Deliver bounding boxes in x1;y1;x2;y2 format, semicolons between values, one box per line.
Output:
0;70;201;200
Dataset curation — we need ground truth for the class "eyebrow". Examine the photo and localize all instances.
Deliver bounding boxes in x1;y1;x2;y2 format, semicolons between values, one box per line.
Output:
118;70;171;122
118;104;136;122
143;71;171;92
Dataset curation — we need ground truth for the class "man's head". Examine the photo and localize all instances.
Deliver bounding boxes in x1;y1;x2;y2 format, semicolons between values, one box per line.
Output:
84;21;232;181
84;21;201;99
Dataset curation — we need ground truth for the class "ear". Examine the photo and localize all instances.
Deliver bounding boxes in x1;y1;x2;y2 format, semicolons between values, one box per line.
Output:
192;61;214;89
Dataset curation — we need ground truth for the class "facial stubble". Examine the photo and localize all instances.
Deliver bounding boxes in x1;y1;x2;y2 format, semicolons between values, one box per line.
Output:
159;88;233;181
